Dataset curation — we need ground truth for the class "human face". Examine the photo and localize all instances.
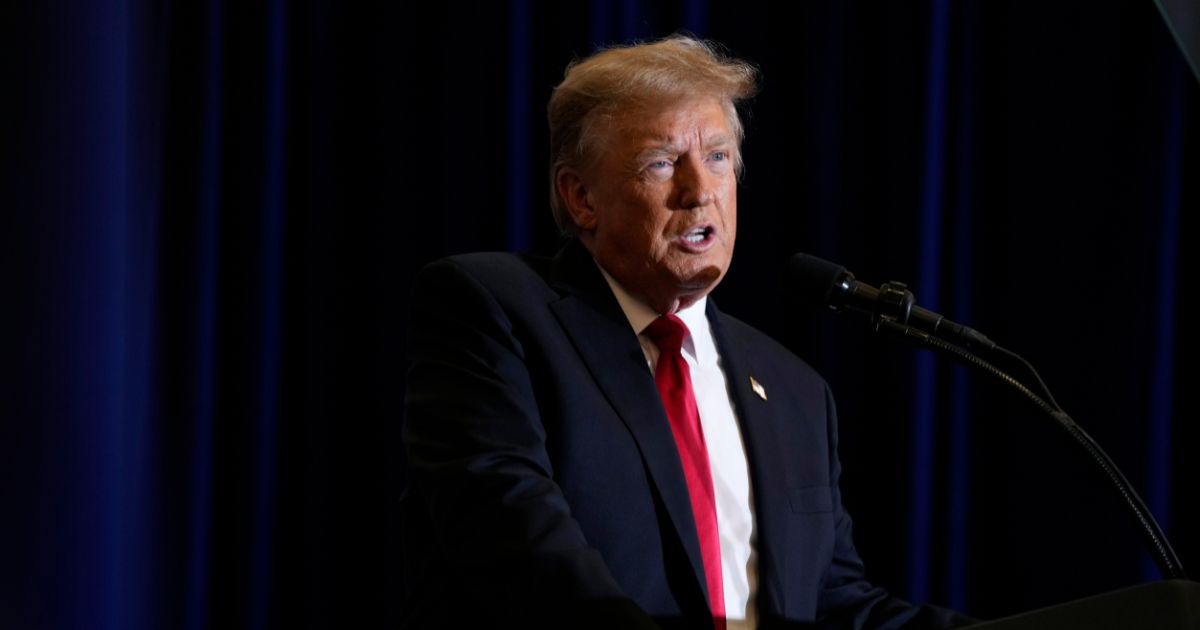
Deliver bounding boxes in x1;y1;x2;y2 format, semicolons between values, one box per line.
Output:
568;98;738;314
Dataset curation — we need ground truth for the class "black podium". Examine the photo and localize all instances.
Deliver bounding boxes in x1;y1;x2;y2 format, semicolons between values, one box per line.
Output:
971;580;1200;629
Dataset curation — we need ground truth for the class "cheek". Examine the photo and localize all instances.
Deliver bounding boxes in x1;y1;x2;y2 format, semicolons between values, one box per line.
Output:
606;214;658;256
628;198;670;240
720;188;737;230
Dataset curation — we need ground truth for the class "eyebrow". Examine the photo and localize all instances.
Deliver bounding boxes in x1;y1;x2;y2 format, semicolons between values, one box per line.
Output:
634;134;736;162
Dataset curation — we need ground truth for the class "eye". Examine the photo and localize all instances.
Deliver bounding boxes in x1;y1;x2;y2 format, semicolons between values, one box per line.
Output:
710;151;728;162
643;159;675;179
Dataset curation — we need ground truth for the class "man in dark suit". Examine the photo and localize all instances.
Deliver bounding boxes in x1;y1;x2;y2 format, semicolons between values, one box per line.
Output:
401;36;972;629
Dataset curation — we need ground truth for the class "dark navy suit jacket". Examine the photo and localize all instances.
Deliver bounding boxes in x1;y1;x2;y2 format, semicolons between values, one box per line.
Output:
400;240;970;629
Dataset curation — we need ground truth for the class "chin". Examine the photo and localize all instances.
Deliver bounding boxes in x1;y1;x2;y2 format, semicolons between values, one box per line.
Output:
675;264;725;293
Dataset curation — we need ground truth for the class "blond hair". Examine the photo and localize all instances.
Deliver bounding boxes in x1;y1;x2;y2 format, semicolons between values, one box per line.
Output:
547;35;759;234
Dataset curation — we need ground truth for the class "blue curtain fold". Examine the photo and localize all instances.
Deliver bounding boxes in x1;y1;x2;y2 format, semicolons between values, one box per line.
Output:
5;1;1197;628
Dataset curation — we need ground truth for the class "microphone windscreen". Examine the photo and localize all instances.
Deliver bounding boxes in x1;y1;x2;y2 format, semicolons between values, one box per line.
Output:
787;253;847;308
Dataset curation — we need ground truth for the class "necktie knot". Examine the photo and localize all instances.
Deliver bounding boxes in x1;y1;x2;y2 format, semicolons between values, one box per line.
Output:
644;314;689;354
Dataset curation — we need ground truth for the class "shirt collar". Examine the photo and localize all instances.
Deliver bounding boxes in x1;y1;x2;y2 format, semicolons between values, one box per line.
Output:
596;261;717;366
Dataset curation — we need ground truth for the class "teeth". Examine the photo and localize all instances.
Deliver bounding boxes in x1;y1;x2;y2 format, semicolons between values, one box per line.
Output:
681;226;709;244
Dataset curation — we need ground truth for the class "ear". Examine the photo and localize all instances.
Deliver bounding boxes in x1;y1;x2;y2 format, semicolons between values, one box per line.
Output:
555;166;598;232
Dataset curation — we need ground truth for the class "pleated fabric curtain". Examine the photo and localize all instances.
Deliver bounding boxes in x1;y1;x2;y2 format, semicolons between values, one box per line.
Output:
3;1;1195;628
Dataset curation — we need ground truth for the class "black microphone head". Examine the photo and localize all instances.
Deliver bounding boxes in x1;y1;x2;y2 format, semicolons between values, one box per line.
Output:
787;252;851;309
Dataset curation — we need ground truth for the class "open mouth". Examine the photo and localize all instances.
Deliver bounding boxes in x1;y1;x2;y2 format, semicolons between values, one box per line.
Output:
679;225;715;248
686;225;710;243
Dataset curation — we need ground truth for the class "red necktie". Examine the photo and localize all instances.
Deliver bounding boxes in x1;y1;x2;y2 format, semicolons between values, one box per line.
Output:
643;314;725;630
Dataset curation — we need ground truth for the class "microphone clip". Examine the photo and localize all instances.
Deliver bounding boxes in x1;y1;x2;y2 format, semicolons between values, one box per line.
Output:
875;281;916;328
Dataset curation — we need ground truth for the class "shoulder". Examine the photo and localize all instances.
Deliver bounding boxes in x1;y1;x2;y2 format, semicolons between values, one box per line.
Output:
418;251;550;287
712;308;834;413
412;251;558;306
716;311;824;381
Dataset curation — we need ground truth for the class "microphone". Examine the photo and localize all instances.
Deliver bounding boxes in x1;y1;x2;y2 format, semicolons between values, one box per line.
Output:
788;254;1189;581
788;253;995;352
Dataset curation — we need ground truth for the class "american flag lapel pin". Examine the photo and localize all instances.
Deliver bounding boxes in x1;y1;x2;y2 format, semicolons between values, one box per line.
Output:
749;376;767;401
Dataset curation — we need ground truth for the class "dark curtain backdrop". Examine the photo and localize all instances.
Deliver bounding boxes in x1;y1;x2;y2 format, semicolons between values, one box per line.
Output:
4;1;1197;628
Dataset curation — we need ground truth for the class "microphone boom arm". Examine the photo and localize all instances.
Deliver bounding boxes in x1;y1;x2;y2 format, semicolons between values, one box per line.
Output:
874;318;1188;581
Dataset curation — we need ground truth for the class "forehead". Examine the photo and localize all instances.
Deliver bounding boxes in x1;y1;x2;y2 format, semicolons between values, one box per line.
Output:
600;98;734;152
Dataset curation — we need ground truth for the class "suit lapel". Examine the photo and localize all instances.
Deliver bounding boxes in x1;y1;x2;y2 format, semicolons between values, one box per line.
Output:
707;301;792;618
547;242;710;604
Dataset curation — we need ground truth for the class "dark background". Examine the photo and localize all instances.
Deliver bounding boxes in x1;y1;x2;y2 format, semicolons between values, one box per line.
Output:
3;1;1197;628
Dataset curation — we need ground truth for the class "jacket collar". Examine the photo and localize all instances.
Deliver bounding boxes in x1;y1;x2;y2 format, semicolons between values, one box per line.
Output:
547;239;713;607
706;301;792;619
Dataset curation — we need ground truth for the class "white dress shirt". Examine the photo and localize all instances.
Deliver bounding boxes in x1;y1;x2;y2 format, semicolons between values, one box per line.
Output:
598;266;758;629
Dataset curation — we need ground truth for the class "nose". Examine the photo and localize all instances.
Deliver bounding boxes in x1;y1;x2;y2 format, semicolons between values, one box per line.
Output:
676;155;716;210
